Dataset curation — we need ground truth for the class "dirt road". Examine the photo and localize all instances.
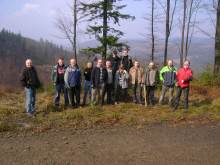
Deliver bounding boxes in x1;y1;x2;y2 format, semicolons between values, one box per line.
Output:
0;124;220;165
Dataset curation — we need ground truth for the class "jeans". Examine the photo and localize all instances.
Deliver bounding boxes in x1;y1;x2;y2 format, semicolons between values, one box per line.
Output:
82;80;92;105
146;86;156;105
25;87;36;114
173;87;190;111
159;85;174;104
132;83;142;104
115;86;127;103
54;84;69;106
92;83;105;105
68;85;81;107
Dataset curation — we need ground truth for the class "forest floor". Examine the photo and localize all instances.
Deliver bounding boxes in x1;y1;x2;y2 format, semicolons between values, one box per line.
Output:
0;85;220;164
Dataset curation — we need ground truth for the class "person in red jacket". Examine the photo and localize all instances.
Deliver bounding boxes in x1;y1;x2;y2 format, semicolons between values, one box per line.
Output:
172;60;193;112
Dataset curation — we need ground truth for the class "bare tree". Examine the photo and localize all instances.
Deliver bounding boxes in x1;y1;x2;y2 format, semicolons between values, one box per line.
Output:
179;0;201;67
215;0;220;73
151;0;155;61
157;0;177;65
56;0;79;61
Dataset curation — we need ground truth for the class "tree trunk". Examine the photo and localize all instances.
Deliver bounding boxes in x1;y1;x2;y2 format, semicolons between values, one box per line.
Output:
215;0;220;73
151;0;155;61
103;0;108;59
73;0;77;61
180;0;187;67
164;0;170;66
185;0;193;60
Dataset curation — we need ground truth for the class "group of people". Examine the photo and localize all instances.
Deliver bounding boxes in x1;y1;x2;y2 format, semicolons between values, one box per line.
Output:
20;48;193;116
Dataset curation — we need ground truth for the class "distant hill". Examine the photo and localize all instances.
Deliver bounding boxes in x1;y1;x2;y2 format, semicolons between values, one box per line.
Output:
80;38;215;72
0;29;72;87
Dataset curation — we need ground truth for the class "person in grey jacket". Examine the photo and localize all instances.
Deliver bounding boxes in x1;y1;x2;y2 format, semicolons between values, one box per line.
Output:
144;62;160;106
51;57;69;108
114;64;129;104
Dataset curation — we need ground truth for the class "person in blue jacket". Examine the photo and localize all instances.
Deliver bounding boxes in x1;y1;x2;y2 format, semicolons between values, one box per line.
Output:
64;58;81;108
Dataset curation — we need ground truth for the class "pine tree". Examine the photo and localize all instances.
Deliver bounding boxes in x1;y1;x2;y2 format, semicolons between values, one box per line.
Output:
80;0;135;59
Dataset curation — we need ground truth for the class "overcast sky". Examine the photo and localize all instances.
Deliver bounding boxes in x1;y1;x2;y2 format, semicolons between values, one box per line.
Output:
0;0;216;48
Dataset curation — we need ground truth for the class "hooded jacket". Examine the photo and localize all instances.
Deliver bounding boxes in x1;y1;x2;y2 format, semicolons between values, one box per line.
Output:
176;67;193;88
160;66;177;87
51;64;67;84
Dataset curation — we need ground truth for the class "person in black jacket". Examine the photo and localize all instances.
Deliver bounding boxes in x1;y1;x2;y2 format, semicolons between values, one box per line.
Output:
121;47;133;72
91;59;108;105
20;59;41;116
82;62;93;106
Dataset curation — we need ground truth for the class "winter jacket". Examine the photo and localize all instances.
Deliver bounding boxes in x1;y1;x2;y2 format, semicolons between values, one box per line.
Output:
145;68;160;87
115;70;129;89
108;56;121;75
176;67;193;88
64;66;81;88
20;66;41;88
129;66;144;85
91;67;108;88
51;64;67;84
84;68;92;81
121;55;133;72
160;66;177;87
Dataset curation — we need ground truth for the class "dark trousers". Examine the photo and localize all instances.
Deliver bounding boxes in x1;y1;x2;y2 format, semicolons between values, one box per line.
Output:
104;83;113;104
173;86;190;110
55;84;69;106
146;86;156;105
132;83;142;104
68;85;81;107
115;85;127;102
82;80;92;105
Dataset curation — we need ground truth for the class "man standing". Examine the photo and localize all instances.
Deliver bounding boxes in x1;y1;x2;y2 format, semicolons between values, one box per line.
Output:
129;60;144;104
51;57;69;108
121;47;133;72
64;58;81;108
144;62;160;106
109;50;121;77
91;59;108;105
20;59;41;116
172;60;193;112
159;60;177;105
104;61;114;104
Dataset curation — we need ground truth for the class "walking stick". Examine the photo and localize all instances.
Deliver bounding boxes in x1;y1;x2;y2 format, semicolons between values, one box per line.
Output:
143;67;148;107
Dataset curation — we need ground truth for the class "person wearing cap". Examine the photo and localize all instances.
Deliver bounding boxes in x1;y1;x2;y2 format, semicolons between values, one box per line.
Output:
159;59;177;105
172;60;193;112
121;47;133;72
144;61;160;106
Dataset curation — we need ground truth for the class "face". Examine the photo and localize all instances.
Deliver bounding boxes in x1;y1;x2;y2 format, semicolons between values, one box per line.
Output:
97;59;103;68
58;59;64;66
25;59;32;68
167;60;173;67
87;62;92;68
70;59;76;66
134;61;140;68
149;62;154;69
112;52;117;57
123;50;128;56
106;61;111;68
184;61;190;68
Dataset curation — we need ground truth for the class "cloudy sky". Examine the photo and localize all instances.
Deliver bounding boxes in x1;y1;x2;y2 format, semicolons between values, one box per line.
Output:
0;0;216;48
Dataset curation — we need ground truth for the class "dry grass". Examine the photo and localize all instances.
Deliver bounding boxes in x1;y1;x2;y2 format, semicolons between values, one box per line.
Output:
0;85;220;133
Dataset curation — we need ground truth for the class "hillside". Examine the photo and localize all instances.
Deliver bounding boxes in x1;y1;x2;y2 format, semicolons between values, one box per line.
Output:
0;29;72;87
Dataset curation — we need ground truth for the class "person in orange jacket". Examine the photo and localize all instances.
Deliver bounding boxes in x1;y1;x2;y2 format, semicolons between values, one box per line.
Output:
172;60;193;112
